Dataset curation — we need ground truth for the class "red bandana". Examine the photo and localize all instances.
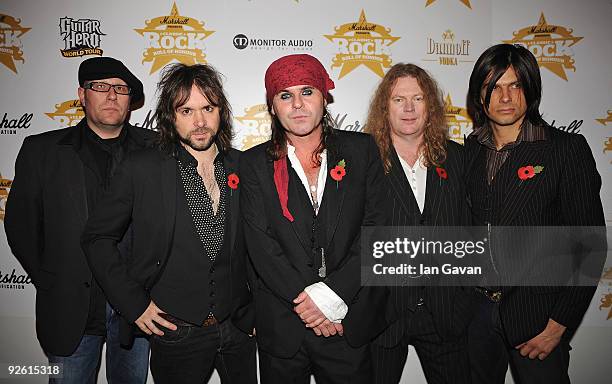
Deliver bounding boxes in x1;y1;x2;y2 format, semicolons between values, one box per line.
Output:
264;54;335;107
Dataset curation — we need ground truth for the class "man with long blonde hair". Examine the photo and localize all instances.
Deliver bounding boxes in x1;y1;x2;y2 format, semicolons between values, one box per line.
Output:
365;63;472;384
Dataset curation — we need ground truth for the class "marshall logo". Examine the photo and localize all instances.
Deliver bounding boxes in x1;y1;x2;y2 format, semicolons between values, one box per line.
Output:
0;112;33;135
232;33;313;51
0;268;32;290
45;99;84;127
134;109;158;131
135;2;215;74
549;119;582;134
423;29;472;66
0;174;12;221
503;13;582;81
0;13;31;73
235;104;271;150
333;113;362;132
425;0;472;9
444;94;472;144
325;9;400;79
59;17;105;58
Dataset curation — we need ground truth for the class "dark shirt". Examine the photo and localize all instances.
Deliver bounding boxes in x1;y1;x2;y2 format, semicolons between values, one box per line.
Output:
176;144;227;262
80;125;129;336
472;120;546;184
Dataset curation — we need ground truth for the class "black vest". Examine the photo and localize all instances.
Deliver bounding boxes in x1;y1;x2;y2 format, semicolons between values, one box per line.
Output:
151;171;231;325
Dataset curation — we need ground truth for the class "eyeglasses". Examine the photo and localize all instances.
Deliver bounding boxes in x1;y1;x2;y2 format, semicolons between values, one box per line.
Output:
83;81;132;95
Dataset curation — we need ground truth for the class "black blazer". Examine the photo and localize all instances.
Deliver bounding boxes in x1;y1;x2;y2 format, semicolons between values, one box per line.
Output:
4;120;156;356
241;130;391;358
464;125;606;346
375;140;475;347
80;146;253;345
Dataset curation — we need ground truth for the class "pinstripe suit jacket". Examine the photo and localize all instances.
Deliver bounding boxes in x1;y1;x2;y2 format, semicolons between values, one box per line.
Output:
464;124;605;346
374;140;475;347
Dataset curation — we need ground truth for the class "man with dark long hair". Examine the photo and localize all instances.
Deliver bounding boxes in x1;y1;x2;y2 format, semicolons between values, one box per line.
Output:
241;54;390;383
365;63;473;384
465;44;604;383
81;63;256;383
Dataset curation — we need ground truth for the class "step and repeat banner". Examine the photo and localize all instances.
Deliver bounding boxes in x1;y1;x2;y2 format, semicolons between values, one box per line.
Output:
1;0;610;383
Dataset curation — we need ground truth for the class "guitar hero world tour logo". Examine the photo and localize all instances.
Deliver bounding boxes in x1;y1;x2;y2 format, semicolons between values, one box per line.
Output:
59;17;105;58
135;2;215;74
504;13;582;81
325;9;400;79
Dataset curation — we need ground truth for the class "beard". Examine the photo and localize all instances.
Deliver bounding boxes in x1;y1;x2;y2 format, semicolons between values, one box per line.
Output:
178;127;217;152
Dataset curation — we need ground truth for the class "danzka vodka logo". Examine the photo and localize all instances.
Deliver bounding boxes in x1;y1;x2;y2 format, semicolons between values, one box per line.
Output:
425;0;472;9
324;9;400;79
46;99;84;127
59;17;105;58
503;13;582;81
235;104;271;150
135;2;215;74
0;13;30;73
423;29;472;67
444;94;472;144
0;173;12;221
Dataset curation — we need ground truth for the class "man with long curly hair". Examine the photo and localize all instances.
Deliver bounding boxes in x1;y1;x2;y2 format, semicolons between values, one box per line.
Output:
81;63;256;383
365;63;473;384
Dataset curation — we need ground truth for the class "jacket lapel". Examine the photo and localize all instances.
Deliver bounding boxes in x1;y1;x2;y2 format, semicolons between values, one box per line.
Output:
58;124;88;226
387;149;421;218
423;165;443;223
496;140;551;225
160;154;177;255
223;151;239;253
321;137;348;249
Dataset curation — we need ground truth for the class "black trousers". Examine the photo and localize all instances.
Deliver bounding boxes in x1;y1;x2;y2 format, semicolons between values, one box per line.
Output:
371;304;471;384
258;329;372;384
467;291;571;384
150;318;257;384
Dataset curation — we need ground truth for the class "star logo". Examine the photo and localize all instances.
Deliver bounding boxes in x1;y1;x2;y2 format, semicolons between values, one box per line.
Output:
503;13;582;81
235;104;272;150
444;94;473;144
0;173;13;221
0;13;31;74
45;99;84;127
134;2;215;74
324;9;400;79
425;0;472;9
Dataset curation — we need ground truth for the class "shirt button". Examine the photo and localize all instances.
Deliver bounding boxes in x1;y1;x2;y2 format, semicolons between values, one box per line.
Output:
156;260;161;266
210;267;215;274
210;292;215;297
209;280;216;286
210;303;216;309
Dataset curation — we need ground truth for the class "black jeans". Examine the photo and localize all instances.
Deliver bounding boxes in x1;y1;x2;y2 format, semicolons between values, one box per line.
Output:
467;291;571;384
150;318;257;384
371;304;471;384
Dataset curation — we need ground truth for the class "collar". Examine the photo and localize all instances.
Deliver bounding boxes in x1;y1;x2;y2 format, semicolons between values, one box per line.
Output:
175;142;223;166
471;119;547;151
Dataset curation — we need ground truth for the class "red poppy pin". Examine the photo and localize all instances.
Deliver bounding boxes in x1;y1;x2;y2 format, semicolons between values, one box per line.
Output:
227;173;239;194
330;159;346;188
517;165;543;184
436;167;448;180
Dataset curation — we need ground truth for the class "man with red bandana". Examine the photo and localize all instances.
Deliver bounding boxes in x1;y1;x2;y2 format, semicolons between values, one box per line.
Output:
241;54;391;383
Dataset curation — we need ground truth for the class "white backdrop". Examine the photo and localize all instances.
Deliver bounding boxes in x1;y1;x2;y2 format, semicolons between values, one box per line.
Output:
1;1;610;383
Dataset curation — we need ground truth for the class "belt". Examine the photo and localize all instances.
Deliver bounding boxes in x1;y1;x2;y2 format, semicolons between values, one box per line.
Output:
159;313;218;327
475;287;502;303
